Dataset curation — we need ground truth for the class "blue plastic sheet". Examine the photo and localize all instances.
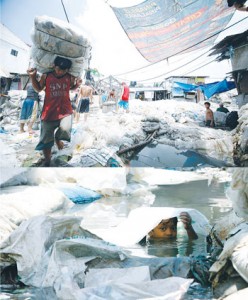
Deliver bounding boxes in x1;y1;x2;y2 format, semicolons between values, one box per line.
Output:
58;184;102;204
112;0;234;62
174;79;236;99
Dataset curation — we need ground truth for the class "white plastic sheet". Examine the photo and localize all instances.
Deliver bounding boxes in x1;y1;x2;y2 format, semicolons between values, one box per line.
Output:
94;207;210;247
84;266;151;288
73;277;193;300
131;168;208;185
0;186;72;243
0;215;126;287
210;223;248;283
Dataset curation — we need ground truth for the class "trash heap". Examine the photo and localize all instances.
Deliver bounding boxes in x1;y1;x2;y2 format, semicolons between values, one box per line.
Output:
209;168;248;299
31;16;91;77
0;90;26;126
233;103;248;166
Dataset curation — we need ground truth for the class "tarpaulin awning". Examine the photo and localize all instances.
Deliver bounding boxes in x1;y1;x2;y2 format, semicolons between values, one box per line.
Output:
174;79;236;98
112;0;234;62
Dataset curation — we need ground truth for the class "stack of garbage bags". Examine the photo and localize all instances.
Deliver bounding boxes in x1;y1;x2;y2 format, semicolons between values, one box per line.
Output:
31;16;91;77
209;168;248;299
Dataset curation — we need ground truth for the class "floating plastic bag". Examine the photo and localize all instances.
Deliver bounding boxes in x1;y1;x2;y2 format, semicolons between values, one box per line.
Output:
57;183;102;204
84;266;150;288
74;277;193;300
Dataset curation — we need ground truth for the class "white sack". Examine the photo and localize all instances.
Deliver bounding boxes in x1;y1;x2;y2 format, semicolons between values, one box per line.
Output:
31;46;89;77
31;16;91;77
32;16;90;56
210;223;248;283
95;207;210;247
0;186;72;243
0;168;27;186
227;168;248;220
214;111;227;126
24;168;127;194
85;266;150;288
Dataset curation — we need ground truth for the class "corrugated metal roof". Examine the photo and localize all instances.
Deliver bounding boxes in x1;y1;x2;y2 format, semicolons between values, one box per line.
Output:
209;30;248;56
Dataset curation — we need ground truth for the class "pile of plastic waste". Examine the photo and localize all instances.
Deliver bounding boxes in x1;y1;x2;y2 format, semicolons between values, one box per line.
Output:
31;16;91;77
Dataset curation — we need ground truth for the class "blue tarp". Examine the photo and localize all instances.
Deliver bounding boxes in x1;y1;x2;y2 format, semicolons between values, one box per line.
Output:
174;79;236;99
201;80;236;99
58;184;102;204
112;0;234;62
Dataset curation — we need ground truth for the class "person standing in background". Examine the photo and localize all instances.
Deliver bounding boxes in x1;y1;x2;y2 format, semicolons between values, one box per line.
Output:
19;83;39;134
118;82;130;113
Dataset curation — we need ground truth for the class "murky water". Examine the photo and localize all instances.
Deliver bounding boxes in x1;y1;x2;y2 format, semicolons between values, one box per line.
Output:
69;178;231;259
130;143;233;168
0;177;232;299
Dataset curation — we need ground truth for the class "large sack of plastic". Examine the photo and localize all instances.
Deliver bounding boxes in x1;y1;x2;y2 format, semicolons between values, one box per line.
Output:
0;168;27;187
31;46;88;77
226;168;248;220
56;183;102;204
0;168;127;195
210;223;248;284
31;16;91;77
0;215;127;287
0;186;72;243
94;207;210;247
214;111;227;126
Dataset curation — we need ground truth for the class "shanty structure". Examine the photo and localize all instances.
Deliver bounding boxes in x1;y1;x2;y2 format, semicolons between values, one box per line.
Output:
209;29;248;107
0;23;31;92
95;75;122;96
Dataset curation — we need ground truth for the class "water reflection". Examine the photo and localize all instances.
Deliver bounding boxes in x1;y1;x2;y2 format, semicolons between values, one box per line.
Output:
130;143;232;168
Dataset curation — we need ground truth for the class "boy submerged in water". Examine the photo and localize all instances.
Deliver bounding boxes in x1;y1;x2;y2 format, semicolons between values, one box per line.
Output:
148;211;198;240
27;56;81;166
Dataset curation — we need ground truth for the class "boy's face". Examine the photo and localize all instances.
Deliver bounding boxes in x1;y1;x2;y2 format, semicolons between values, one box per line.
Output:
204;104;210;109
148;218;177;239
54;66;68;77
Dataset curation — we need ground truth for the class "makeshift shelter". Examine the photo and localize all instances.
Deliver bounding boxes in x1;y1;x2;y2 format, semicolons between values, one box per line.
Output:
209;30;248;107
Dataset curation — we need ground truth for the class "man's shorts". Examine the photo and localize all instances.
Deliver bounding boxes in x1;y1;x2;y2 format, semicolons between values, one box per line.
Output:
35;115;72;150
206;120;215;127
20;98;34;123
118;100;129;110
77;98;90;113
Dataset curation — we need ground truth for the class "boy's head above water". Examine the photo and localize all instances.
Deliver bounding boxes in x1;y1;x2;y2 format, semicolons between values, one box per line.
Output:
149;217;178;239
148;212;198;240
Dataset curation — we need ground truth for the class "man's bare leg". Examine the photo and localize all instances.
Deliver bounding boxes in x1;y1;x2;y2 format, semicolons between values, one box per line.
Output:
75;112;80;123
55;139;64;150
20;123;25;133
28;122;34;134
43;148;51;166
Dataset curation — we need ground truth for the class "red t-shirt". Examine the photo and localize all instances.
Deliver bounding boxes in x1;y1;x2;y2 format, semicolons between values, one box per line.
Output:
41;72;73;121
122;85;130;101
